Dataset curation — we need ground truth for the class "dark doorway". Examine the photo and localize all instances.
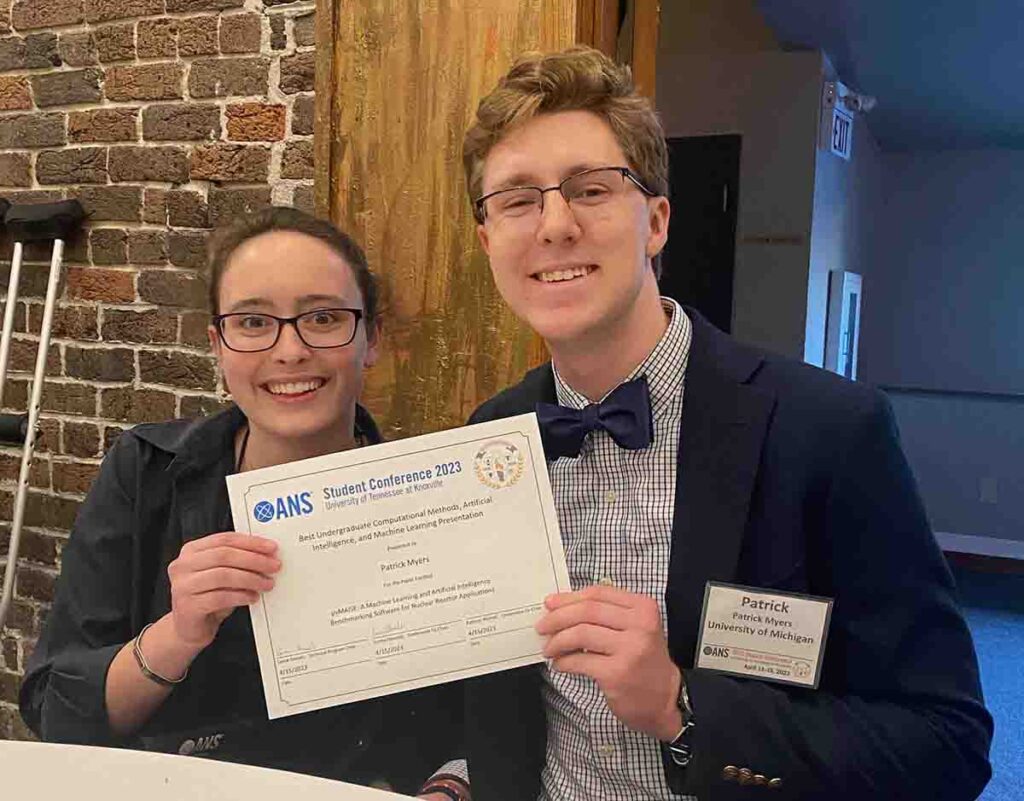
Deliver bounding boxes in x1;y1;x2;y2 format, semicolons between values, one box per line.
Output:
659;135;741;333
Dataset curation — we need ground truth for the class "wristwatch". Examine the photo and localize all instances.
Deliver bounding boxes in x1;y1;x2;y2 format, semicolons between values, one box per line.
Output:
666;673;696;768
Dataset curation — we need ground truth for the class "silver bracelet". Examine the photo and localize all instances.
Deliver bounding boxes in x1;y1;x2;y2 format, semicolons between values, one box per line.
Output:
131;622;188;688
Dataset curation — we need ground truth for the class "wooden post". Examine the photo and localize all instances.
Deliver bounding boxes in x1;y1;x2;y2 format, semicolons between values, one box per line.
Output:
314;1;575;438
576;0;659;98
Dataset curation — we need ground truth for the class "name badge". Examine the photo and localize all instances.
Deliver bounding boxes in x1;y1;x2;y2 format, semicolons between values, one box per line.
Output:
694;582;833;688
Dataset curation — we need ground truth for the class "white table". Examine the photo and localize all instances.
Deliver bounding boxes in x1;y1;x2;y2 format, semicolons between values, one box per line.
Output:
0;740;408;799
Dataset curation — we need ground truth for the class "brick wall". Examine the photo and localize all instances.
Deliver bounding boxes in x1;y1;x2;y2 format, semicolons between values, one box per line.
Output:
0;0;316;739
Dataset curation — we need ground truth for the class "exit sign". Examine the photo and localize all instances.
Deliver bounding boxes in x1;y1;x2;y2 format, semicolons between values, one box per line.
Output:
820;81;854;161
830;105;853;160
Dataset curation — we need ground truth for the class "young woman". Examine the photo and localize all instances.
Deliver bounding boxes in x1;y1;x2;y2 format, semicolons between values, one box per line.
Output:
20;208;465;796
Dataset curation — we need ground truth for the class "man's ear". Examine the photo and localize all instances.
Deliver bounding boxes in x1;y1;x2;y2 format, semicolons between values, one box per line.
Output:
476;223;491;256
646;196;670;259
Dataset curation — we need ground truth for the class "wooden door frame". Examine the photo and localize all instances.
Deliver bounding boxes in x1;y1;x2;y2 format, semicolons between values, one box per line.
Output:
631;0;659;99
576;0;619;57
576;0;659;98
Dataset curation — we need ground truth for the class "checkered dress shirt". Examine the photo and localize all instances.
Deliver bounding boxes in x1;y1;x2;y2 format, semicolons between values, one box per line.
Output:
539;298;695;801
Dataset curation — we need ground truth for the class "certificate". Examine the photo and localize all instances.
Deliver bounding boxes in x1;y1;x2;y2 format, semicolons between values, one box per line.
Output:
226;413;569;719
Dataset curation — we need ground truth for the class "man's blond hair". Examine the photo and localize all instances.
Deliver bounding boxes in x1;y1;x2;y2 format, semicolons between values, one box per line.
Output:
463;46;668;220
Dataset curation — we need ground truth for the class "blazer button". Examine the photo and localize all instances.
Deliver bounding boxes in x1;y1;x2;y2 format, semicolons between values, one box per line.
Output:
722;765;739;782
769;777;784;789
738;768;754;785
754;774;768;786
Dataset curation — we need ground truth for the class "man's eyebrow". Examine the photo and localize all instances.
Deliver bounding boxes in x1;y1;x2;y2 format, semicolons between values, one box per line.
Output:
489;172;540;192
487;163;608;192
562;162;604;178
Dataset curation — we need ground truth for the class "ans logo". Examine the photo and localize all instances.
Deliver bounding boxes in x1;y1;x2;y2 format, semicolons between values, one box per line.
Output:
703;645;730;658
253;492;313;523
179;733;224;756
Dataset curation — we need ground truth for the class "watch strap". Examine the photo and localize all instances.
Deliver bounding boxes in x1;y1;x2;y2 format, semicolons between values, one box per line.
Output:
667;672;696;768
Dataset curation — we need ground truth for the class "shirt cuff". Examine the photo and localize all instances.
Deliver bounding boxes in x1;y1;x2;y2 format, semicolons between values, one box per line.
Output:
42;642;124;743
428;759;470;785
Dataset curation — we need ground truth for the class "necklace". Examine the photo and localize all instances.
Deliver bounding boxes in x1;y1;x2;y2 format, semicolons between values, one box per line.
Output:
235;422;366;474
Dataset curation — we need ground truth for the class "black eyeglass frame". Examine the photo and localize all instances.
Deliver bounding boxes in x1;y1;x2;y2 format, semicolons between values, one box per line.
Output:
213;307;365;353
473;166;657;223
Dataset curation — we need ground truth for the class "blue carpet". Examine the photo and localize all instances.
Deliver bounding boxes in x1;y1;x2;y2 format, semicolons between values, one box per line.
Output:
951;566;1023;801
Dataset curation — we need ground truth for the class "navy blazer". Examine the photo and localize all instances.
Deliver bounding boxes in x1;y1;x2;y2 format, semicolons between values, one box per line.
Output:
463;311;991;800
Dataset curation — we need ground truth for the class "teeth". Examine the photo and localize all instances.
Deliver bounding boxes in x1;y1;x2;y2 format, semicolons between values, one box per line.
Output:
537;265;593;283
266;379;324;395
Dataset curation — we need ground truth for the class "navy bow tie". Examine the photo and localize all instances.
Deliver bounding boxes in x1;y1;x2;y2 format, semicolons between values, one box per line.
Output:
536;376;654;459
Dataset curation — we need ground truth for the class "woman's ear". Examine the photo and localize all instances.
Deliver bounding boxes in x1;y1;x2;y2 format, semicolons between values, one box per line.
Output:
207;323;221;357
209;324;231;395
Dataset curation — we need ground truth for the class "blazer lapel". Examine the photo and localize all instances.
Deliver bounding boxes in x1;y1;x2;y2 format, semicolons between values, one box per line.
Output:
665;312;776;668
465;365;554;801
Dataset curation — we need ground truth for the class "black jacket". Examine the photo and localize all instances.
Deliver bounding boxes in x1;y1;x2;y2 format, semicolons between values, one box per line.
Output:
20;405;460;792
464;311;992;801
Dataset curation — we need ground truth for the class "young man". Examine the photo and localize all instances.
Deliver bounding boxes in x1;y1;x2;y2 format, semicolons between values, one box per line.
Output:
460;47;991;801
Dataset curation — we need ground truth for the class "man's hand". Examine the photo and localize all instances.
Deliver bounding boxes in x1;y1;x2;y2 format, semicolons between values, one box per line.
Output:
168;532;281;648
537;584;683;741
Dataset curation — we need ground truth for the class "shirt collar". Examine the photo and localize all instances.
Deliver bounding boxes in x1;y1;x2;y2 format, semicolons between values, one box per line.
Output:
553;297;692;414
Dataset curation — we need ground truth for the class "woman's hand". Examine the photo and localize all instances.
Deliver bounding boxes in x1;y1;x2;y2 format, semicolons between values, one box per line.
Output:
105;534;278;736
168;532;281;648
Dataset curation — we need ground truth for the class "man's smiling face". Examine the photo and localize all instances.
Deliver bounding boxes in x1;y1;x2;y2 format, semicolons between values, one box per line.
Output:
476;109;669;351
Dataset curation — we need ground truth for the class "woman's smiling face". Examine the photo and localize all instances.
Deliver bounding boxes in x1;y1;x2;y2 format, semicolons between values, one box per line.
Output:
208;229;379;444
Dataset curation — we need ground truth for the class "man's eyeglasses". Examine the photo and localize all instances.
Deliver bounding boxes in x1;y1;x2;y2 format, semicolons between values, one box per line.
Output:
473;166;655;224
213;308;364;353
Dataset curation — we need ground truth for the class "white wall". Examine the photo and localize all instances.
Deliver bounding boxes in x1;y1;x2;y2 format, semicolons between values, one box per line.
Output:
805;62;886;367
655;6;1022;548
858;148;1024;546
657;0;778;54
885;392;1023;546
862;149;1024;393
657;49;823;359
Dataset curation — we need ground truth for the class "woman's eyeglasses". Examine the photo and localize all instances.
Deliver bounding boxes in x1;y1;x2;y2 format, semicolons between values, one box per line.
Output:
213;308;364;352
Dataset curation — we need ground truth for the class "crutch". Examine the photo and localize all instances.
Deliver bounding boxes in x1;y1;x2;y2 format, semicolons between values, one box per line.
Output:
0;200;85;633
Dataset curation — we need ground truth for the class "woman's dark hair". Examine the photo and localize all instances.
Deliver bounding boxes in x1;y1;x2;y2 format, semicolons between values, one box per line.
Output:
207;207;379;324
